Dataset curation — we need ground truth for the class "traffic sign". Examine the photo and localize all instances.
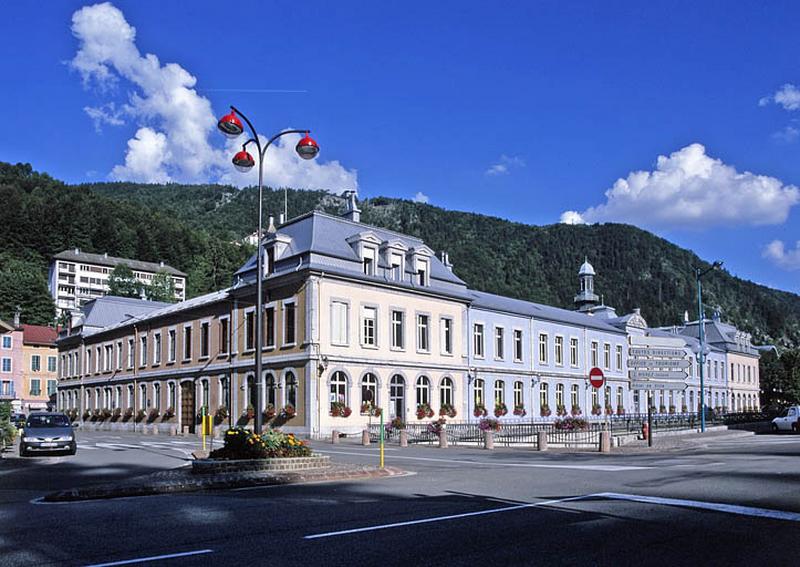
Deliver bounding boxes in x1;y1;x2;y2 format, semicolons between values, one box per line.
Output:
629;347;685;358
631;380;688;390
629;369;688;380
628;359;691;369
589;367;604;388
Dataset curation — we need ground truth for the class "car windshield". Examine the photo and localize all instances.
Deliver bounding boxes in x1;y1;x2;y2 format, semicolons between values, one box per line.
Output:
27;415;70;428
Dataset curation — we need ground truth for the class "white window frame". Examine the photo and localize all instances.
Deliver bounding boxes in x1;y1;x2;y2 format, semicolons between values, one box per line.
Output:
139;335;147;368
153;332;162;365
127;338;134;369
569;337;579;367
391;309;405;350
361;305;378;348
538;333;548;365
183;324;193;361
554;335;564;366
416;313;430;353
168;328;177;363
473;323;485;359
330;300;350;346
200;320;211;359
513;329;523;363
494;326;504;361
440;317;453;356
243;307;256;352
219;316;230;356
603;342;611;370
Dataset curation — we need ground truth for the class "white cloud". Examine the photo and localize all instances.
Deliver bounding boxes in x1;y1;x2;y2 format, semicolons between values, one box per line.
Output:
772;125;800;143
760;84;800;111
559;211;585;225
412;192;429;204
763;240;800;270
111;127;171;183
486;155;525;176
70;2;357;190
559;143;800;229
84;102;125;132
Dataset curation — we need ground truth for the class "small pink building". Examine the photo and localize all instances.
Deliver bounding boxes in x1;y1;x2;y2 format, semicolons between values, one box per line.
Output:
1;316;25;411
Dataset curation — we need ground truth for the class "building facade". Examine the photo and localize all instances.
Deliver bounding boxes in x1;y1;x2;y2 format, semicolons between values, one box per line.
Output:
56;198;763;435
49;249;186;315
20;325;59;413
0;318;22;407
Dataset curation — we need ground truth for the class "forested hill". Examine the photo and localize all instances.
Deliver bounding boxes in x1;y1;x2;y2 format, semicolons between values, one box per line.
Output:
86;177;800;347
2;161;799;347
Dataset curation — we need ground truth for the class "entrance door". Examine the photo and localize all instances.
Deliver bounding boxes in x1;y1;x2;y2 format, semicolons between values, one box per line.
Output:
389;375;405;420
181;381;195;433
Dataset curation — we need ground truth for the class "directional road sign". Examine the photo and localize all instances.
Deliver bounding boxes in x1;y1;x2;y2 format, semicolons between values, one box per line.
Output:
631;380;688;390
629;347;685;358
629;369;688;380
628;359;691;369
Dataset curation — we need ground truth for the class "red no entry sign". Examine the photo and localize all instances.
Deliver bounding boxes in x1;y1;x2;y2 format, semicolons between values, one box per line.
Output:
589;367;605;388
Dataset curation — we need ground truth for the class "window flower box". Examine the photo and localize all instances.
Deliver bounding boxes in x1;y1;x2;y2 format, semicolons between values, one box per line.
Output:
473;404;488;418
416;403;434;420
540;404;552;417
494;403;508;418
439;404;457;418
513;405;526;417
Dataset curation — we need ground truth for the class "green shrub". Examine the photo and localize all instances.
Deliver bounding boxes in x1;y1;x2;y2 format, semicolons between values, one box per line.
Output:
209;427;311;460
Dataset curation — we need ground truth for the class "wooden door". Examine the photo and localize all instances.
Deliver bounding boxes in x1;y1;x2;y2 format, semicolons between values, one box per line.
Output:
181;381;195;433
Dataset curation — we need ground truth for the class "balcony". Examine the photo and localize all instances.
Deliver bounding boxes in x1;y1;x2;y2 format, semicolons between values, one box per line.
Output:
0;385;16;400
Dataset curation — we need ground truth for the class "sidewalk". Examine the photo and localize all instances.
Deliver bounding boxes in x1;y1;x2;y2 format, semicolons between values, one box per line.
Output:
613;428;754;453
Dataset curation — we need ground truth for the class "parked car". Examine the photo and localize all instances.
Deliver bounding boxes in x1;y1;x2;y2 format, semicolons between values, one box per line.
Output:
19;412;77;456
771;406;800;432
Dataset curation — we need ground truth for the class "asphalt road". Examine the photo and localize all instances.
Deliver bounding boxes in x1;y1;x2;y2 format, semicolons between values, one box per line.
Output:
1;431;799;566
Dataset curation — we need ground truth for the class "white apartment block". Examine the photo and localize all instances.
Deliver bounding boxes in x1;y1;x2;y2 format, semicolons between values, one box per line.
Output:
49;249;186;315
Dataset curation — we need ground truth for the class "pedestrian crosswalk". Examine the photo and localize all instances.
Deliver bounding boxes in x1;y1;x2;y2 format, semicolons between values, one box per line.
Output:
75;437;209;455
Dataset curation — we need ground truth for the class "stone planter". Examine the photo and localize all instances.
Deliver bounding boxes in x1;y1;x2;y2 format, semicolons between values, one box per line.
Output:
192;455;331;475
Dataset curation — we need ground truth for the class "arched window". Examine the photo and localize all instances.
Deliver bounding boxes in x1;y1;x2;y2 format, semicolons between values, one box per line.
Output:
246;374;257;409
539;382;549;409
473;378;485;407
361;373;378;410
285;371;297;408
330;371;348;410
440;377;453;407
153;383;161;411
390;374;405;418
265;373;276;408
555;384;564;408
513;381;523;409
416;376;430;406
570;384;579;409
494;380;505;406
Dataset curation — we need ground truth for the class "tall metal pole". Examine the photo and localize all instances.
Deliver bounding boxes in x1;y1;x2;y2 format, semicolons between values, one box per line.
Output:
697;269;706;433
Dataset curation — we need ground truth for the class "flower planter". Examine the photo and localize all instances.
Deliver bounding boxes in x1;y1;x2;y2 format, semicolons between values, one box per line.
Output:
192;455;331;475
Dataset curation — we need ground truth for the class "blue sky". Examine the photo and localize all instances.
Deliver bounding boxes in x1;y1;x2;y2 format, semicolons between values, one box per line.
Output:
2;1;799;293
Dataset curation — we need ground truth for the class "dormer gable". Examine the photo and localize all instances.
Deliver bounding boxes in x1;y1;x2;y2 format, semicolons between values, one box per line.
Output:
407;245;434;286
346;231;383;276
263;232;292;276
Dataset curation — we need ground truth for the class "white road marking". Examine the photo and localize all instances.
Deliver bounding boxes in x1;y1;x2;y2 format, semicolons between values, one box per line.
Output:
76;444;98;450
83;549;213;566
317;450;650;472
304;495;590;539
595;492;800;522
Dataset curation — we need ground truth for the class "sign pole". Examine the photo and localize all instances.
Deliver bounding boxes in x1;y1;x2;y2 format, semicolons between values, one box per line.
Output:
379;409;385;469
647;392;653;447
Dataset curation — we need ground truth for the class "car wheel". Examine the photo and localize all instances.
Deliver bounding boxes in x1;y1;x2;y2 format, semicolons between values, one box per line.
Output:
67;444;77;456
771;423;779;433
19;445;28;457
792;423;799;434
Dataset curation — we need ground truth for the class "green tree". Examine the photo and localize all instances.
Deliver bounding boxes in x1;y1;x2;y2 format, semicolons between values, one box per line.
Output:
760;349;800;408
0;400;15;448
147;270;176;303
107;264;141;299
0;253;55;325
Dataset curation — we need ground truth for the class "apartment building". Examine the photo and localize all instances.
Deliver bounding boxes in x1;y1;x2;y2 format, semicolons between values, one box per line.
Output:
49;249;186;315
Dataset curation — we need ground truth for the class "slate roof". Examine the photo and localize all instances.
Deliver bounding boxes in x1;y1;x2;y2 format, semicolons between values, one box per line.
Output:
21;325;58;346
664;320;758;356
52;249;186;277
66;296;171;339
469;290;626;334
234;211;468;297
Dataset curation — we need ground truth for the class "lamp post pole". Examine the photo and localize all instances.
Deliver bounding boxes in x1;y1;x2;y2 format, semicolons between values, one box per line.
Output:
695;261;722;433
217;106;318;434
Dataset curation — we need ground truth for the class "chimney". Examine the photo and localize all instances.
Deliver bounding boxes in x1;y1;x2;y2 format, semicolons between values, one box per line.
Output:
266;216;276;235
13;307;20;328
278;213;285;225
74;247;80;255
633;308;641;316
104;252;108;258
442;251;453;272
159;261;165;267
342;190;361;223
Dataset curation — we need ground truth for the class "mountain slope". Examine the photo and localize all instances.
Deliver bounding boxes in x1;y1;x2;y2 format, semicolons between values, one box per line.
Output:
87;180;800;347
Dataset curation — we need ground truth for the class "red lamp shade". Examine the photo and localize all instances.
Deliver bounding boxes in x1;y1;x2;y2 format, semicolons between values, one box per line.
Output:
296;133;319;160
232;150;255;172
218;111;244;138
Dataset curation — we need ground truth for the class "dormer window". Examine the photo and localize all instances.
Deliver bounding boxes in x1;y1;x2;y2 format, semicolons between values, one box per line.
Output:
362;247;377;276
390;253;404;281
267;247;275;275
416;258;429;286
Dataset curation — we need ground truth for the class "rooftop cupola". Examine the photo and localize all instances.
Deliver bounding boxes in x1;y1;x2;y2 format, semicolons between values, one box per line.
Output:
342;190;361;223
574;256;600;312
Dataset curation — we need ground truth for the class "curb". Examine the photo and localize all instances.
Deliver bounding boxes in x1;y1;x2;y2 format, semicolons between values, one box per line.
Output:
42;466;406;503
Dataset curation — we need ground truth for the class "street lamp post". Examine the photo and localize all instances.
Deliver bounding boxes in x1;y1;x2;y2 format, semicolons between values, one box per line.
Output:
695;261;723;433
217;106;319;434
